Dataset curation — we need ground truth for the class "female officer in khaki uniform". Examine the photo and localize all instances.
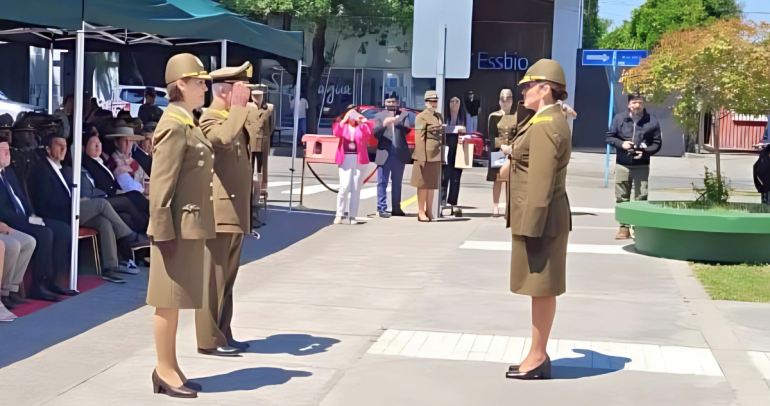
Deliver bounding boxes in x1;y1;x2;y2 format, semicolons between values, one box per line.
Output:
411;90;444;221
500;59;572;380
146;53;214;398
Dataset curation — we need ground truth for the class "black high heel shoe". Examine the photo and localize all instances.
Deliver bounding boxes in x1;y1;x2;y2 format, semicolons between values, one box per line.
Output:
152;369;198;398
506;355;551;380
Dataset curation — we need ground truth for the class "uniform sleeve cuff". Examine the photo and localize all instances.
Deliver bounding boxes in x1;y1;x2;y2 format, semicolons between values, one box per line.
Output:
149;207;176;241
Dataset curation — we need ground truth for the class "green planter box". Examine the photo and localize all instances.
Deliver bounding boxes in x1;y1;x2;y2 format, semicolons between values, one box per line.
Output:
616;201;770;263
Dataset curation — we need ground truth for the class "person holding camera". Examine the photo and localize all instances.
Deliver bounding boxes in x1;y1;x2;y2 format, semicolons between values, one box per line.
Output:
606;91;662;240
334;107;372;225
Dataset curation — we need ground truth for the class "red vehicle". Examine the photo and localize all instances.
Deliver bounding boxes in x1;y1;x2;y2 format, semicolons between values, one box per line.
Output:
331;105;485;160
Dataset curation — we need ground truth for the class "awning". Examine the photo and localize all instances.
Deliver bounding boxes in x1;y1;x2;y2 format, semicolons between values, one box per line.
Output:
0;0;304;61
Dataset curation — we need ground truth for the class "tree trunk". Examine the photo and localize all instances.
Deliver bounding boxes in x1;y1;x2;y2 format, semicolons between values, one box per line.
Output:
714;109;722;198
306;18;328;135
282;12;292;31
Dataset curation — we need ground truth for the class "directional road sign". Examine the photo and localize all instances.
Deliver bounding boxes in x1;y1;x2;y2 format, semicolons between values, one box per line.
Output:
582;50;648;67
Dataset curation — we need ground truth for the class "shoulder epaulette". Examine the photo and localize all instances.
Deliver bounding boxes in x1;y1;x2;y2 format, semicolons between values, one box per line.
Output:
167;112;195;127
531;116;553;125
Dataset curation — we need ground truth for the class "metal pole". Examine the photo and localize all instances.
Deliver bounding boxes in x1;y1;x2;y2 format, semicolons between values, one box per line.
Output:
604;51;616;188
221;40;227;68
69;23;85;291
434;25;447;218
289;59;303;212
47;43;53;114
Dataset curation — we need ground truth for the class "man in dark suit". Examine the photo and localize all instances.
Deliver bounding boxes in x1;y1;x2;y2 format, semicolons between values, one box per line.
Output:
29;134;149;283
81;125;149;232
373;92;412;218
0;134;74;301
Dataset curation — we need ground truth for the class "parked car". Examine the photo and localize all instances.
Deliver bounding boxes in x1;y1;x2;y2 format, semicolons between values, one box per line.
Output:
0;91;40;119
105;86;169;117
331;105;485;160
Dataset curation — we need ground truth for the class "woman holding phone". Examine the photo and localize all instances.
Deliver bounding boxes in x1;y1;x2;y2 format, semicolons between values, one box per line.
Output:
334;107;372;225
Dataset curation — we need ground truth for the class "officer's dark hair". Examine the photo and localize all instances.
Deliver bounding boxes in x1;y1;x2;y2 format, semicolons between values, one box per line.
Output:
628;91;644;103
385;92;400;101
167;81;184;103
542;81;568;103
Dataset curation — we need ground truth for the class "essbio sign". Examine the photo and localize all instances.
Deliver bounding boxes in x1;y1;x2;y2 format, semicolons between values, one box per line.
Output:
477;52;529;71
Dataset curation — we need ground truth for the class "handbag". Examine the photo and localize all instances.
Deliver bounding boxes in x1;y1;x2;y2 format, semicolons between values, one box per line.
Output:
455;142;474;169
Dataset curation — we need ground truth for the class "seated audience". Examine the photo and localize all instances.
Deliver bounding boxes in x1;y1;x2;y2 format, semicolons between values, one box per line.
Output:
0;217;36;310
0;133;74;302
108;124;148;196
0;241;14;322
29;133;150;283
81;125;149;233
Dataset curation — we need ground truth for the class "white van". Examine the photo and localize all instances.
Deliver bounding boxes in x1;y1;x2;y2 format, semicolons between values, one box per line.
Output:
106;86;169;118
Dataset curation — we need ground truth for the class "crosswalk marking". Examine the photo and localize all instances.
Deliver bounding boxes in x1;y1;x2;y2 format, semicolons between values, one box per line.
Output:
459;241;632;255
367;329;724;377
748;351;770;379
266;181;298;188
281;184;340;195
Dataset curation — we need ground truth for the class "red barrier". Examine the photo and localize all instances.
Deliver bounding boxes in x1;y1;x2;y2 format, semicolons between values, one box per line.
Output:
302;134;339;164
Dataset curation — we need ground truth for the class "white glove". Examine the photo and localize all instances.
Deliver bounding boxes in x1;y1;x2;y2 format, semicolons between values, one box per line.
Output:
501;145;513;155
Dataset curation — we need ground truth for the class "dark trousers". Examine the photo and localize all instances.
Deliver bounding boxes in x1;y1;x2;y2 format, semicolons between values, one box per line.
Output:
441;133;463;206
107;191;149;233
14;218;71;288
377;144;406;212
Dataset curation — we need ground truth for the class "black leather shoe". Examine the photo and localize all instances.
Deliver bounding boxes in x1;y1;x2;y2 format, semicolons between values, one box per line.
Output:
1;296;16;309
152;369;197;398
506;355;551;380
8;292;29;305
197;346;242;357
47;284;79;296
28;286;60;302
391;209;406;217
228;338;250;351
183;381;202;391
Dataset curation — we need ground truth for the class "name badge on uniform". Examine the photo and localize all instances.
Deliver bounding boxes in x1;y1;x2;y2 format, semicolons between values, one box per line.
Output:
198;160;204;167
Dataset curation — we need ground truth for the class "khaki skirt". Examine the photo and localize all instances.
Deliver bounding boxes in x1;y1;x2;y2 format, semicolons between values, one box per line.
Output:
510;232;568;297
411;161;441;190
146;238;210;309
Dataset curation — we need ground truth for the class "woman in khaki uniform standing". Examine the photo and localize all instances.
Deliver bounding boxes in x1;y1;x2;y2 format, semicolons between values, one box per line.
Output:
500;59;572;380
146;53;214;398
411;90;444;221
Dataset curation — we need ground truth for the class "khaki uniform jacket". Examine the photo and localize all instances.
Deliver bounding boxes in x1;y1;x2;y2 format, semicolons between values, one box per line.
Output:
245;103;273;153
200;106;252;234
502;104;572;237
147;104;216;242
412;109;444;163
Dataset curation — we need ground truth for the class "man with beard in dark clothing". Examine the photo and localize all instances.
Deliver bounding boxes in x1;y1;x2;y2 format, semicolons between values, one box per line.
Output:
373;92;412;218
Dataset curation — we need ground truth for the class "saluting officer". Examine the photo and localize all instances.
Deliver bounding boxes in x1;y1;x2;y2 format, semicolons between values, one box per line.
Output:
411;90;444;222
195;62;254;357
499;59;572;380
147;53;213;398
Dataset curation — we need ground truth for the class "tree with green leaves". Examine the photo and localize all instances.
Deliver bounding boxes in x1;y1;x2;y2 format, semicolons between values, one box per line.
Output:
626;19;770;198
582;0;612;49
219;0;414;133
599;0;742;50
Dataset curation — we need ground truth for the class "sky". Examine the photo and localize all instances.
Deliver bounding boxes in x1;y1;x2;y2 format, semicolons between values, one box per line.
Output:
599;0;770;29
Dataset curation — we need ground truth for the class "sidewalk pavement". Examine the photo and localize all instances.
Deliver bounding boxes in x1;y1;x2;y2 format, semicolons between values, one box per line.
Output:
0;152;768;405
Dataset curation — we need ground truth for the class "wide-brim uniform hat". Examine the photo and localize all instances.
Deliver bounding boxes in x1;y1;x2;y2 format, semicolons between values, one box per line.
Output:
424;90;439;101
250;84;268;95
165;53;212;85
518;59;568;101
105;119;145;141
0;113;14;129
210;61;253;84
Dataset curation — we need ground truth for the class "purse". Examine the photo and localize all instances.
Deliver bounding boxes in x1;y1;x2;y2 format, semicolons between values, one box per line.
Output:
455;142;474;169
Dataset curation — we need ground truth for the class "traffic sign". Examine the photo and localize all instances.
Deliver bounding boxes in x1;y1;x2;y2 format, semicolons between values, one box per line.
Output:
582;50;648;67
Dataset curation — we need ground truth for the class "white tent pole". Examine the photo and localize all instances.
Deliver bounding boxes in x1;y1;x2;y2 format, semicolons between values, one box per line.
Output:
221;40;227;68
289;59;303;212
47;43;53;114
69;22;85;291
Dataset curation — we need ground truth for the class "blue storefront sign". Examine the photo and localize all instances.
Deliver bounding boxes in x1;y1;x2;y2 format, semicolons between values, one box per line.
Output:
477;52;529;71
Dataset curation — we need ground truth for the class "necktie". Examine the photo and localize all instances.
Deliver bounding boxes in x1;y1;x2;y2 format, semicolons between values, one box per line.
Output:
0;173;23;214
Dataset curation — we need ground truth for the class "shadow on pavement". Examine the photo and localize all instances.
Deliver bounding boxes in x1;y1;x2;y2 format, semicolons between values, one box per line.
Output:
621;244;638;254
192;367;312;393
245;334;341;356
0;209;331;371
550;349;631;380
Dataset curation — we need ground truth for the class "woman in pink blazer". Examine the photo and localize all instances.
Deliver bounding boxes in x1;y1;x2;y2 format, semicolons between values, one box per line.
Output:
334;108;372;224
